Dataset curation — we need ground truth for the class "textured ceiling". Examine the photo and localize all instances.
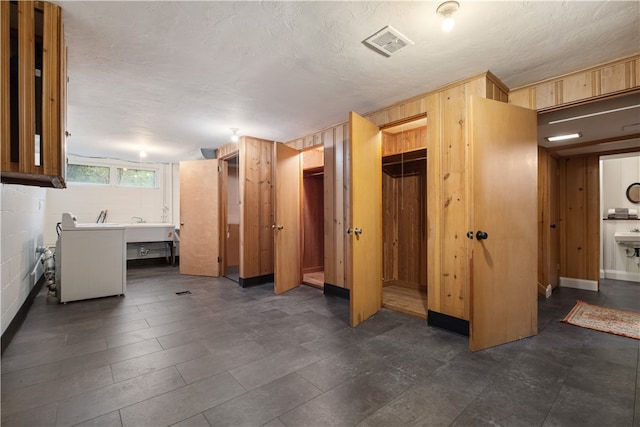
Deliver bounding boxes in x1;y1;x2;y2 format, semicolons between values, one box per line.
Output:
53;1;640;163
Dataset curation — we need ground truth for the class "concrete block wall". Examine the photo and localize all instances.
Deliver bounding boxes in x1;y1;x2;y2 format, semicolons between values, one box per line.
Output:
1;184;47;335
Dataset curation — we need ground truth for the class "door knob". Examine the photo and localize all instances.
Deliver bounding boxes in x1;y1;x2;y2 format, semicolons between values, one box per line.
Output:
277;225;284;230
550;224;557;229
467;231;474;239
476;230;488;241
347;227;363;236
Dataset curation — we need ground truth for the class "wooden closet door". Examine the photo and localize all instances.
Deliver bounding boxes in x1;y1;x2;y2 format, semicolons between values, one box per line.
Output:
274;143;302;294
468;97;538;351
179;159;221;277
349;112;382;326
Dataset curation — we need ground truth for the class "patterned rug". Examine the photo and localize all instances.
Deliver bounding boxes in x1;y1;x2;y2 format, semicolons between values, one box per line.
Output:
562;300;640;340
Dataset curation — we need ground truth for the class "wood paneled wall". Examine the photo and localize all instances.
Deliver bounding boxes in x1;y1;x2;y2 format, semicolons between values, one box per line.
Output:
382;127;427;157
320;124;348;288
303;173;324;273
216;142;239;160
239;136;274;279
509;54;639;110
286;72;508;308
226;223;240;267
559;155;600;282
538;148;560;290
382;167;427;286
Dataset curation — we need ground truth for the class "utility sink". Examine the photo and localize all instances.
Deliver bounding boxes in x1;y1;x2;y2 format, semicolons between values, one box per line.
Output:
614;231;640;248
125;223;176;243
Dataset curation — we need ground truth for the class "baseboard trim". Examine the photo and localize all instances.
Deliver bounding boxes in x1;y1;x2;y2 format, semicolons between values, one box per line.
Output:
537;282;553;298
559;277;598;291
324;283;350;300
239;273;274;288
602;269;640;283
1;274;45;355
427;310;469;336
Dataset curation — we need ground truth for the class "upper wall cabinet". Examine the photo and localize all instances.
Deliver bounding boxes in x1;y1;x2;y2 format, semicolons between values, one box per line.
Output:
1;1;67;188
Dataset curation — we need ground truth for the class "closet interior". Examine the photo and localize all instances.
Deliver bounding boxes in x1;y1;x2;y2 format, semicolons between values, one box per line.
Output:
381;119;427;319
224;155;240;283
301;147;325;288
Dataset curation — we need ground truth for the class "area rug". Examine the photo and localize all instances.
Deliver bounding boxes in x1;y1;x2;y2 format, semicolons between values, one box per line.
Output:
562;300;640;340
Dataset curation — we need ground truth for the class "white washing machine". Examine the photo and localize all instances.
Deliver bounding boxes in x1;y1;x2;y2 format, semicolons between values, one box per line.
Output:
57;213;126;303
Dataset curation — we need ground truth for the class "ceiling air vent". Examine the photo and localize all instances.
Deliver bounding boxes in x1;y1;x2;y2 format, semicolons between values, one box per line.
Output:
362;25;414;57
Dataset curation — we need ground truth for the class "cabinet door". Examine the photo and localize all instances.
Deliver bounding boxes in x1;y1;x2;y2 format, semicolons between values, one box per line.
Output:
179;159;221;277
468;97;538;351
349;112;382;326
274;143;301;294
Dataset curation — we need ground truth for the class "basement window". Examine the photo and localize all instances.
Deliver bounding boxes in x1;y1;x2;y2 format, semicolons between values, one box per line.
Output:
66;164;110;185
116;168;156;188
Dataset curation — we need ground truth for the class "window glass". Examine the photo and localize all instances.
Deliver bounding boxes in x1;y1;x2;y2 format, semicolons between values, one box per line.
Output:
66;164;110;184
117;168;156;187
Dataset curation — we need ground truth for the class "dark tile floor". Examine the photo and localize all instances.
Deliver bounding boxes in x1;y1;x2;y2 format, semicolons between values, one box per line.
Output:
1;266;639;427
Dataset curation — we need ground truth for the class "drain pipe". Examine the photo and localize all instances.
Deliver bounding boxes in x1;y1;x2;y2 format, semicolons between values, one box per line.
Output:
32;246;56;293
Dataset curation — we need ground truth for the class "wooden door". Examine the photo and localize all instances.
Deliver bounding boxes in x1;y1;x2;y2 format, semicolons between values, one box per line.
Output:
349;112;382;326
274;143;301;294
179;159;222;277
468;97;538;351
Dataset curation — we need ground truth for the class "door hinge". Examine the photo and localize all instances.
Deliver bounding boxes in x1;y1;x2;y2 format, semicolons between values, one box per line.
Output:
217;256;222;263
218;165;223;172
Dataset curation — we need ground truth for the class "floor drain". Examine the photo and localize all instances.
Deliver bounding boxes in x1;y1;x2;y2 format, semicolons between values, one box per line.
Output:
175;290;192;295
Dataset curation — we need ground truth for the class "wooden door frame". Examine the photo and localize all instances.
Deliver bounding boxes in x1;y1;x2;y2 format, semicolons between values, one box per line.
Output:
217;149;239;277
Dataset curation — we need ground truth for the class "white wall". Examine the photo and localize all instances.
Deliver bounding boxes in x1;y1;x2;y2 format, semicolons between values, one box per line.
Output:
44;156;179;246
600;153;640;282
1;184;47;335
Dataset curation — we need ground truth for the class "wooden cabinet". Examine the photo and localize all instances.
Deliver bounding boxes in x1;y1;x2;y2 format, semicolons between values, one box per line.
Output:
1;1;66;188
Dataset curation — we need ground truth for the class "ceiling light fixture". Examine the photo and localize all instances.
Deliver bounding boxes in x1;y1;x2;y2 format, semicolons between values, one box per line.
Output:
362;25;414;57
436;1;459;32
545;133;582;142
548;104;640;125
230;128;239;143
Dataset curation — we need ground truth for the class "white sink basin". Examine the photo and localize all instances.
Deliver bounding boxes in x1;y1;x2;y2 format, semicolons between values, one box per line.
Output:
125;223;176;243
614;231;640;248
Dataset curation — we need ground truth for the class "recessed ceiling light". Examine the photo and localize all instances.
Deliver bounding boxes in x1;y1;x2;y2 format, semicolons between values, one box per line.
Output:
545;133;582;142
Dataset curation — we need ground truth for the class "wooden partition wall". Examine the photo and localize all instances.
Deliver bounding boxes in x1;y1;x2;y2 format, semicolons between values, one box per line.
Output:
538;148;560;293
286;72;508;324
559;155;600;283
239;136;275;284
509;54;639;111
510;55;639;289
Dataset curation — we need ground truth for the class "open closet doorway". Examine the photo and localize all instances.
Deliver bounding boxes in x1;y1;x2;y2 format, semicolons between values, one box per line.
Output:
381;118;428;319
301;147;325;289
224;155;240;283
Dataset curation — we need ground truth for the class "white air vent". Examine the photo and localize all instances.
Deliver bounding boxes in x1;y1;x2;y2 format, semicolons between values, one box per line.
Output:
362;25;414;57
